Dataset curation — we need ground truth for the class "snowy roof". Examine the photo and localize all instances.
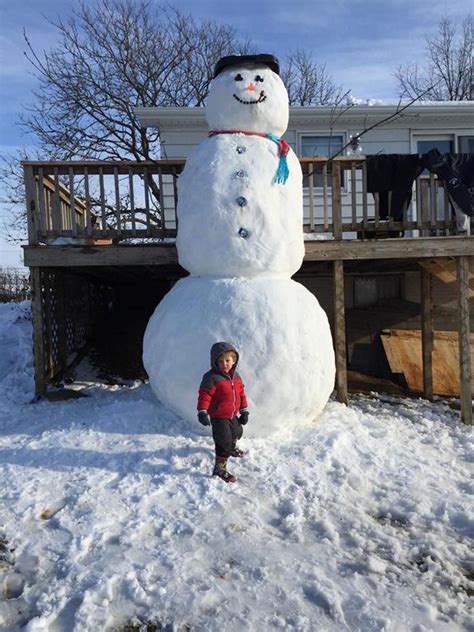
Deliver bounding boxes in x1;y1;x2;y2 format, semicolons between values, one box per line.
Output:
136;102;474;130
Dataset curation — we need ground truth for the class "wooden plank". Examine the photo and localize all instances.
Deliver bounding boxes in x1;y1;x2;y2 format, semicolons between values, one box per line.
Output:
23;237;474;267
303;236;474;261
23;165;38;245
457;256;473;425
84;168;92;236
381;328;474;397
443;183;450;233
331;162;342;240
173;169;179;232
158;169;166;238
419;179;428;234
362;161;368;230
374;192;380;229
30;267;46;395
21;159;186;177
99;167;107;235
113;167;122;236
351;164;357;229
308;166;315;231
300;156;366;165
421;268;433;400
402;189;408;229
84;167;92;236
420;257;457;284
37;168;47;234
143;167;151;235
429;173;437;229
322;164;329;230
129;168;136;234
68;167;77;236
23;244;180;267
52;168;62;233
333;260;347;403
420;257;474;298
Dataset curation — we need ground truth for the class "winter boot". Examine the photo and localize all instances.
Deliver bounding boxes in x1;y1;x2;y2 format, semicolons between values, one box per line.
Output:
212;457;236;483
230;443;245;458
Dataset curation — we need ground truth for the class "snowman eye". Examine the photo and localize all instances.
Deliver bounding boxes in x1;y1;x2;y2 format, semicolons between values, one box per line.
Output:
234;74;244;81
255;75;264;82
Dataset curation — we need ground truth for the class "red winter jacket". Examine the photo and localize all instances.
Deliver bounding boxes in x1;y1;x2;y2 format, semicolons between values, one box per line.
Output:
197;342;248;420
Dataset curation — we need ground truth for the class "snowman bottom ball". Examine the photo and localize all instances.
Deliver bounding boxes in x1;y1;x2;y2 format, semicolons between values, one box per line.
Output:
143;276;335;438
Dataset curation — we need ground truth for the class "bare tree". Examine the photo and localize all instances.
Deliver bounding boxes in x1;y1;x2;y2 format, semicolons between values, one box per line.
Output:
1;0;348;238
0;267;30;303
281;49;344;105
20;0;253;161
396;14;473;101
0;0;253;236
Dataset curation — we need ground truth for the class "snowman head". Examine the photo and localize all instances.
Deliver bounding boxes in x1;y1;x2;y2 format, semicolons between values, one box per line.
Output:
206;54;289;137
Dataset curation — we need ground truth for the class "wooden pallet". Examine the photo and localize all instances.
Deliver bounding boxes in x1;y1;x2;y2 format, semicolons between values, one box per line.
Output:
381;329;474;396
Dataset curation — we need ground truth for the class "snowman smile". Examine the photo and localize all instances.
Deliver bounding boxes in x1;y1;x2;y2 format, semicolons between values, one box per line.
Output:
233;91;267;105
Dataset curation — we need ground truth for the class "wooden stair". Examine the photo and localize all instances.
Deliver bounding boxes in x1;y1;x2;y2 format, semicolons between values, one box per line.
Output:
419;256;474;298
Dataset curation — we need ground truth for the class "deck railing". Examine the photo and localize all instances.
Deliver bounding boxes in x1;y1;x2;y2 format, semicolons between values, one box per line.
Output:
23;157;460;245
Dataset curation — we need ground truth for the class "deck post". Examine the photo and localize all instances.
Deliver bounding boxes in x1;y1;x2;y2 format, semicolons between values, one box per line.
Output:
421;268;433;400
333;260;348;403
457;256;472;425
30;267;46;397
331;161;342;240
23;164;38;245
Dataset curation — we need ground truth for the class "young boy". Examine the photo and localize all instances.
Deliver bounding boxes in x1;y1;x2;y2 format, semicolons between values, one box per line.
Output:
197;341;249;483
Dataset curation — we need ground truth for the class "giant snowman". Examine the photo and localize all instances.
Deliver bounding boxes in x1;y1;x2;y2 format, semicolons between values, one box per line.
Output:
143;54;335;437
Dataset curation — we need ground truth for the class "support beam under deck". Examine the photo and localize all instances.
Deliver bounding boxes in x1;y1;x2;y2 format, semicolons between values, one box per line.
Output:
23;236;474;268
457;256;473;425
30;267;46;397
333;260;348;404
421;268;433;401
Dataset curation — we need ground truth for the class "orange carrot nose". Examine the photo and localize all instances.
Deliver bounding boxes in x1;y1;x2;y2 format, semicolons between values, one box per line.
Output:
246;83;256;92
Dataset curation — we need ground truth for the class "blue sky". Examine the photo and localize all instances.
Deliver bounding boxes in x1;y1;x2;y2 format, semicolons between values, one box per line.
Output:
0;0;470;266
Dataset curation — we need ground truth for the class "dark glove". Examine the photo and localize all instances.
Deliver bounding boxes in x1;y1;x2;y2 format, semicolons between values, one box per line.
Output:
198;411;211;426
238;410;249;425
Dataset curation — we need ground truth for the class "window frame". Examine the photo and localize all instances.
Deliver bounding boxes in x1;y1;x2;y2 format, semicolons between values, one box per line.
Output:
411;132;474;154
297;131;348;192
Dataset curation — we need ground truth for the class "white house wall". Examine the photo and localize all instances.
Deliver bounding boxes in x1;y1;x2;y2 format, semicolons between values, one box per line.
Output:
138;104;473;229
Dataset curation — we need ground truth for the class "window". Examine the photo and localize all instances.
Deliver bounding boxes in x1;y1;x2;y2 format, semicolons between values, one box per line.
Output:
301;135;344;158
415;136;454;175
416;138;454;154
354;275;401;308
458;136;474;153
301;135;345;187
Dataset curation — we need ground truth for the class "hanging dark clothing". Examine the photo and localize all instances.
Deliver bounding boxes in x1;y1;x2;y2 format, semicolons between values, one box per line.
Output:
423;150;474;217
366;154;425;221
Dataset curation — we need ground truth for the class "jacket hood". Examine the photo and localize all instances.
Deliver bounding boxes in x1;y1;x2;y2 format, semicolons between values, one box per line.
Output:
210;341;239;371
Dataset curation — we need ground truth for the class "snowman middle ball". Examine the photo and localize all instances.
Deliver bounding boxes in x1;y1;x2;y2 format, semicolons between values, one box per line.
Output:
143;276;335;438
176;62;305;278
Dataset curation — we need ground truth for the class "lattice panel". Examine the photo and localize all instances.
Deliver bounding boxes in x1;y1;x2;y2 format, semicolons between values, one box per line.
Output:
41;270;61;379
38;269;113;383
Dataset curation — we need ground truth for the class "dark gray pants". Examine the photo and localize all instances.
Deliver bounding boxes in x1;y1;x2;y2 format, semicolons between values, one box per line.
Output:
211;417;243;458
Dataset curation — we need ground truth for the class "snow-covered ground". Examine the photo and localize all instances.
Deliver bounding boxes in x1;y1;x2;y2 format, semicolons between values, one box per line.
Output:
0;301;472;632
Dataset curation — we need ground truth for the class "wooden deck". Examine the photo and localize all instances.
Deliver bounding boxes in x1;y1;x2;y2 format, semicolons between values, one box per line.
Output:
23;157;464;244
21;158;473;424
23;236;474;267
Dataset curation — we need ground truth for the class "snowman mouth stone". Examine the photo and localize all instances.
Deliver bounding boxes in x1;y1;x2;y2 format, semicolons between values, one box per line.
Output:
233;91;267;105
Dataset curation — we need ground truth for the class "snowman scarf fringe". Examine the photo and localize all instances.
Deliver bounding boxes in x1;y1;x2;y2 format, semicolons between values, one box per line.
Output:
208;130;290;185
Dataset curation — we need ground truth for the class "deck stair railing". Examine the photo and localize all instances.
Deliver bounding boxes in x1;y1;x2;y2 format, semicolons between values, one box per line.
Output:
23;157;459;245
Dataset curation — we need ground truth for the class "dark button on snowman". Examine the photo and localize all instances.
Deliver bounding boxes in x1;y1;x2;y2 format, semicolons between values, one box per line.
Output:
143;54;335;437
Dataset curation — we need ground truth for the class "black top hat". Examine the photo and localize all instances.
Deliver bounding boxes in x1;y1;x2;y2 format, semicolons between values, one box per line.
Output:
213;54;280;78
